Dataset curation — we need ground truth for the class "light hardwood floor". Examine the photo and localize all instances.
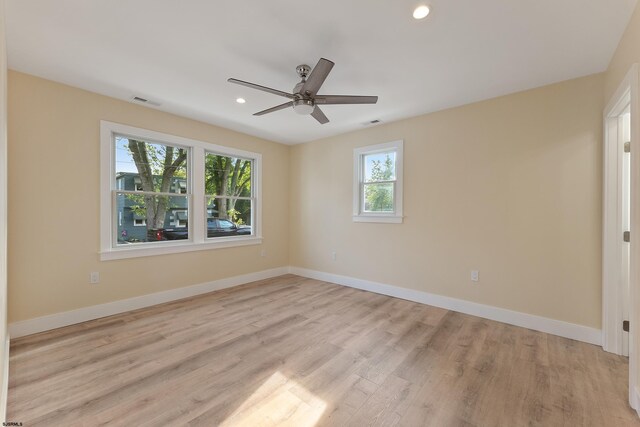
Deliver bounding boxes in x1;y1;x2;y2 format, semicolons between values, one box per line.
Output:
7;274;640;426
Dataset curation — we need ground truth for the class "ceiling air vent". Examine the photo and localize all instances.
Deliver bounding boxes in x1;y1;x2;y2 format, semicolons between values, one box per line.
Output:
131;96;161;107
363;119;382;126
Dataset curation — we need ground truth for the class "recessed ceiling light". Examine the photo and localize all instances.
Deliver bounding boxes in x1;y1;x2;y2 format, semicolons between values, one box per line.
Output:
413;5;430;20
236;98;246;104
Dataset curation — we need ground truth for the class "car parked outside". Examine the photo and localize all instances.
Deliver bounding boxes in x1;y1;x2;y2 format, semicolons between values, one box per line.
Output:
147;218;251;241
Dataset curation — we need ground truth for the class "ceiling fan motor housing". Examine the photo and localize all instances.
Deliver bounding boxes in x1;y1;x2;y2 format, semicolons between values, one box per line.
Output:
296;64;311;79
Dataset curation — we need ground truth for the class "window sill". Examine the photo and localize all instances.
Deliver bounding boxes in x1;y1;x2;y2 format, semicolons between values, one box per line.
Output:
100;236;263;261
352;215;403;224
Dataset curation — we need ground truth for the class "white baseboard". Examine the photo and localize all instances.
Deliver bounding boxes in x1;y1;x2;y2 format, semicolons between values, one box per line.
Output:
0;334;7;422
289;267;602;346
8;267;289;339
0;333;10;421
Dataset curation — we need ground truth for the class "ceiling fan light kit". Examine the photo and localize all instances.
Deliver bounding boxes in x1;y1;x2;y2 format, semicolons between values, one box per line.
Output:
228;58;378;124
293;98;314;115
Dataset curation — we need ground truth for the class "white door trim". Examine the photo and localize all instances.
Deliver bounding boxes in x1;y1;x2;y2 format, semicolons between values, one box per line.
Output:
603;67;633;355
630;63;640;412
603;63;639;410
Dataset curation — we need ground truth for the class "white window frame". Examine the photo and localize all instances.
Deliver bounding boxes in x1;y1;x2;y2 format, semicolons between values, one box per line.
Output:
353;140;403;223
100;121;262;261
133;217;147;227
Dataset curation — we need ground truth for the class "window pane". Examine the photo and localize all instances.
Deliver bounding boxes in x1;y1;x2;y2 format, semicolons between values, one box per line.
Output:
205;153;252;197
364;151;396;183
116;193;189;244
206;197;252;238
115;135;188;194
363;183;394;212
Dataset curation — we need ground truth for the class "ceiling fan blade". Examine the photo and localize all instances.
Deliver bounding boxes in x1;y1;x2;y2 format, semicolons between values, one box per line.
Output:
228;78;294;99
311;106;329;124
253;101;293;116
300;58;335;96
315;95;378;105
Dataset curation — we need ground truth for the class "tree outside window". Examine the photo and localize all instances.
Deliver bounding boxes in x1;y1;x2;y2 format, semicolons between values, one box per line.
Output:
205;153;253;226
115;136;188;244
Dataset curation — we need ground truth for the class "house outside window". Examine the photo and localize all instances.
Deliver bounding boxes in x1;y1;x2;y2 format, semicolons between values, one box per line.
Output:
114;172;188;241
353;140;403;223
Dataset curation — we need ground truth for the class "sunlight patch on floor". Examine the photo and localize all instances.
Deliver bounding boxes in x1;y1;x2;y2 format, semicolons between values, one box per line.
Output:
220;371;327;426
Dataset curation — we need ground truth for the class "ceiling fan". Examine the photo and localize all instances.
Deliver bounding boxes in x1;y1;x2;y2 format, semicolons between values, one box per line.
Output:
228;58;378;124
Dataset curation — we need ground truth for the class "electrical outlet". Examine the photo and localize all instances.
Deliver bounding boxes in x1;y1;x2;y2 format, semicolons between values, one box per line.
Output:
90;272;100;284
471;270;479;282
260;249;267;257
331;251;337;261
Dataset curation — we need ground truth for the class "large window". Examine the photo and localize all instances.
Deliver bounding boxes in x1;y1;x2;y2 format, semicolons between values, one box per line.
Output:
100;121;262;260
353;140;403;223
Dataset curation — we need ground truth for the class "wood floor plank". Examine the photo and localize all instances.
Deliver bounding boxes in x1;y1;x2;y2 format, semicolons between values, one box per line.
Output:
348;373;421;427
7;274;639;426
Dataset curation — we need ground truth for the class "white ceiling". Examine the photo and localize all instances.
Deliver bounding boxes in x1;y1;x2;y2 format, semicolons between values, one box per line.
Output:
6;0;638;144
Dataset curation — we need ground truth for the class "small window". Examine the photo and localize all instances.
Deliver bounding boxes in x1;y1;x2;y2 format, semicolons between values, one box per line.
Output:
173;210;188;228
133;218;147;227
175;180;187;194
353;140;403;223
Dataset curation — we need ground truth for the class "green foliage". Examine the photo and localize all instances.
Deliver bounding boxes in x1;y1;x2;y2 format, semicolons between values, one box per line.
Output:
369;155;394;182
204;154;251;197
227;209;244;225
126;193;146;218
364;154;394;212
125;194;174;217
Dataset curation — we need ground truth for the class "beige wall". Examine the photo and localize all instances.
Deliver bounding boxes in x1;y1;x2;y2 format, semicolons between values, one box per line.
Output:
7;71;290;323
605;0;640;405
290;74;604;328
605;2;640;102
